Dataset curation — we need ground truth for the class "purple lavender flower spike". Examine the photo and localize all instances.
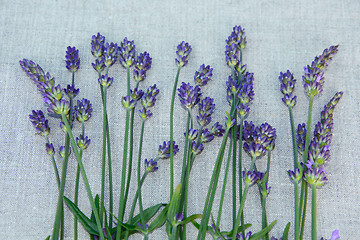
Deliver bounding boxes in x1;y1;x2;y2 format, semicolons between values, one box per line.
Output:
158;141;179;159
243;141;267;158
210;122;225;137
76;134;91;150
64;84;79;98
308;140;330;167
29;110;50;136
225;25;246;68
91;33;105;58
178;82;201;109
197;97;215;126
144;159;158;172
191;141;204;155
134;51;152;82
19;59;45;82
200;129;214;143
103;42;118;67
320;230;340;240
236;103;250;118
194;64;213;86
65;46;80;72
259;122;277;150
46;143;55;155
303;45;339;97
225;43;240;67
185;128;199;141
304;166;328;187
175;41;192;67
119;37;135;68
296;123;306;155
92;58;105;72
41;84;64;103
242;170;258;186
141;84;160;109
227;25;247;50
279;70;297;107
242;121;255;142
98;74;114;88
74;98;92;122
122;96;137;109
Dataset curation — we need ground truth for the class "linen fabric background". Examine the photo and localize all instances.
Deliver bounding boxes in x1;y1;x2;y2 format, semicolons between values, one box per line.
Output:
1;0;359;239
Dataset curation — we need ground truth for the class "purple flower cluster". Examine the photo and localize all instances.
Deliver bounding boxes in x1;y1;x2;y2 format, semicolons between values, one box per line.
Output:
225;25;246;68
158;141;179;159
303;45;339;97
197;97;215;127
175;41;192;67
98;74;114;88
138;84;160;119
29;110;50;136
76;134;91;150
226;71;254;118
279;70;297;107
144;159;158;173
242;170;258;186
178;82;202;110
119;37;135;68
65;46;80;72
91;33;106;58
242;121;277;158
103;42;119;68
134;51;152;82
74;98;93;122
194;64;213;86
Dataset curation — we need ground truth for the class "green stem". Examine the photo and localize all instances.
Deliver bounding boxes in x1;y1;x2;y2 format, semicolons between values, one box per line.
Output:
294;181;300;240
216;139;233;226
288;107;299;168
60;113;104;240
249;155;257;171
237;116;245;239
231;185;249;240
106;118;113;228
170;65;182;199
137;120;147;226
260;194;268;240
311;185;317;240
100;86;107;226
197;128;230;240
45;136;60;189
116;108;131;240
300;184;308;240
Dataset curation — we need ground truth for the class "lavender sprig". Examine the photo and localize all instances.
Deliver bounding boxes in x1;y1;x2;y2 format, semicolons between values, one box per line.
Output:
279;70;297;107
175;41;192;67
119;37;135;68
178;82;202;109
194;64;213;86
65;46;80;72
134;51;152;83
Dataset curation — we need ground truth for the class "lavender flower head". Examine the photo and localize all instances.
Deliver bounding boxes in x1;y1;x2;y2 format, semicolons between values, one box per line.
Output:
74;98;92;122
134;51;152;82
191;141;204;155
242;170;258;186
45;98;70;116
98;74;114;88
145;159;158;172
119;37;135;68
92;58;105;73
175;41;192;67
103;42;118;67
242;121;275;157
304;166;328;187
303;45;339;97
29;110;50;136
288;168;302;183
76;134;91;150
194;64;213;86
227;25;246;50
225;25;246;67
65;46;80;72
138;107;153;120
279;70;297;107
46;143;55;155
64;84;79;98
59;145;71;158
200;129;214;143
122;96;137;109
296;123;306;155
19;59;45;82
197;97;215;126
178;82;201;109
320;230;340;240
158;141;179;159
185;128;199;141
141;84;160;109
91;33;105;58
210;122;225;137
130;88;144;101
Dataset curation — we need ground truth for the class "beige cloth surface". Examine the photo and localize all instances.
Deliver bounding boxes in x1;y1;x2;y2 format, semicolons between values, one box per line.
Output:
1;0;359;239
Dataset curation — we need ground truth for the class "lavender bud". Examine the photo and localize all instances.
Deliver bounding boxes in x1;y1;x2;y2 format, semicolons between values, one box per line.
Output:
91;33;105;58
64;84;79;98
74;98;92;122
46;99;70;115
200;129;214;143
134;51;152;82
225;113;236;129
19;59;45;82
65;46;80;72
130;88;144;101
92;58;105;72
46;143;55;155
197;97;215;126
145;159;158;172
260;182;271;197
210;122;225;137
158;141;179;159
175;41;192;67
103;42;118;67
122;96;137;109
194;64;213;86
178;82;201;109
59;145;71;158
191;141;204;155
288;168;302;183
279;70;297;107
119;37;135;68
185;128;199;141
138;107;153;120
296;123;306;155
304;166;328;187
98;74;114;88
42;84;64;102
29;110;50;136
76;134;91;150
242;170;258;186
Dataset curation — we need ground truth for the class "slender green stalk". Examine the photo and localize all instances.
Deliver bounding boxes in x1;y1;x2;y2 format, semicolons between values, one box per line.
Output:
197;128;230;240
231;185;249;240
311;184;317;240
106;119;113;228
288;107;299;168
216;140;233;226
300;186;308;240
116;108;131;240
170;65;182;199
249;155;257;171
294;181;300;240
137;120;147;226
100;86;107;225
260;194;268;240
237;116;245;239
74;120;85;240
60;113;105;240
45;136;60;189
